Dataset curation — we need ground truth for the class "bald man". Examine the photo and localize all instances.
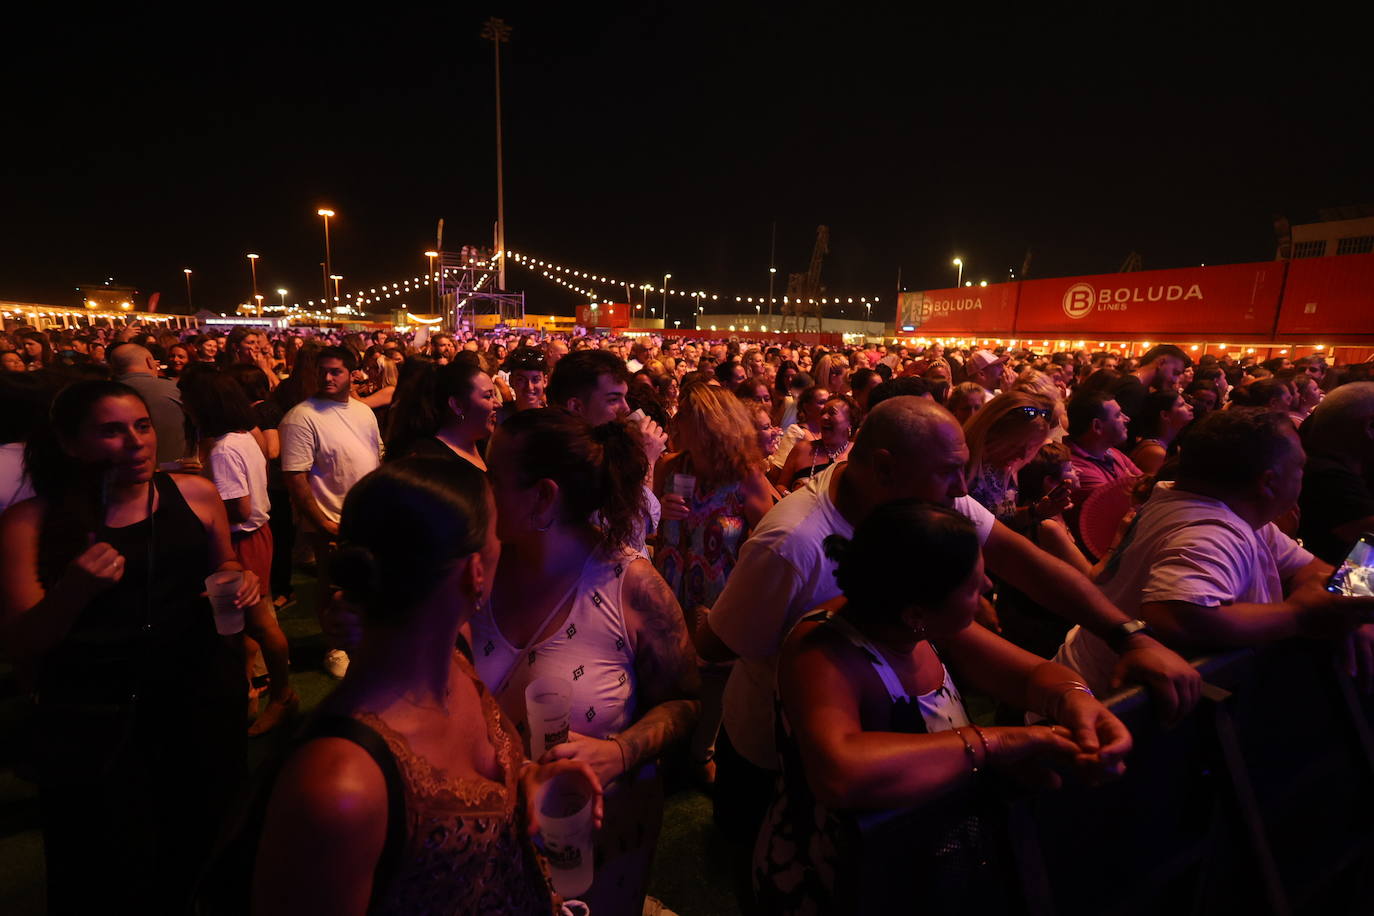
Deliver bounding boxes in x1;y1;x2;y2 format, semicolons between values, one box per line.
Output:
1300;381;1374;564
696;396;1202;838
110;343;189;467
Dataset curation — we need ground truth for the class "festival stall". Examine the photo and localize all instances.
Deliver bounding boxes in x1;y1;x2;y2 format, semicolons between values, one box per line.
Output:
892;254;1374;364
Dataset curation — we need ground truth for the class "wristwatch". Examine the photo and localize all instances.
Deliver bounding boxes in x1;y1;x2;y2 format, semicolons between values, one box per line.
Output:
1105;618;1156;654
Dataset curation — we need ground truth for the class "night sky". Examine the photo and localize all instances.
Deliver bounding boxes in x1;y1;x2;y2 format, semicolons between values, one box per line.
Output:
4;4;1371;323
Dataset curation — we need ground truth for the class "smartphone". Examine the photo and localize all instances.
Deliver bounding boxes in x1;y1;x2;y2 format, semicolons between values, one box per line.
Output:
1326;533;1374;596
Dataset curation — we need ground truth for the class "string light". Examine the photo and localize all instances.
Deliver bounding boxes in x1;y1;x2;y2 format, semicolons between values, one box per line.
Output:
505;250;880;306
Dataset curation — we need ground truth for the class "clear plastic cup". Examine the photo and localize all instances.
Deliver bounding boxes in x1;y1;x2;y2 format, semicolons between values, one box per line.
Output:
672;473;697;500
525;676;572;760
205;570;246;635
534;768;595;899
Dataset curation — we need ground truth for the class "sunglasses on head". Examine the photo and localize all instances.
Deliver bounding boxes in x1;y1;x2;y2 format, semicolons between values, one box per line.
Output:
1015;406;1052;420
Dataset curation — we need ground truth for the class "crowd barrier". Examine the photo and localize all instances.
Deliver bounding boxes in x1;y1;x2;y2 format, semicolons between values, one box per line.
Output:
855;641;1374;915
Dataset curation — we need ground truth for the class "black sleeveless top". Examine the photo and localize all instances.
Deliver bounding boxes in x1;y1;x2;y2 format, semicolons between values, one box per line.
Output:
755;611;1007;915
39;472;238;705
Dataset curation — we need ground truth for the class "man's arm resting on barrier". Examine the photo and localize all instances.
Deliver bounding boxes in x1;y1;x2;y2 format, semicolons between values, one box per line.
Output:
983;520;1202;723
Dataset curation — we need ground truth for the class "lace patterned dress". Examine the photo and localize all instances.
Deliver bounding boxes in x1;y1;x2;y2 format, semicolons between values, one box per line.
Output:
655;476;750;613
357;652;558;916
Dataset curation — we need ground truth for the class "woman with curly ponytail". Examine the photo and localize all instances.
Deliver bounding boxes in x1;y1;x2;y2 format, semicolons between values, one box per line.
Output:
474;408;700;915
250;457;602;914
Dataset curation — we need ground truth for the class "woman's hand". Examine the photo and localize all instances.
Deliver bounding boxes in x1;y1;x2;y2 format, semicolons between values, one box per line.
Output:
981;724;1081;791
520;757;605;837
67;541;126;597
541;731;627;788
1053;689;1132;783
234;568;262;609
1035;481;1074;519
659;493;690;522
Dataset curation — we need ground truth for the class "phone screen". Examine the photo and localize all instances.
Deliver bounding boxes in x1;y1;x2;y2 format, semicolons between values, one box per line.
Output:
1326;536;1374;597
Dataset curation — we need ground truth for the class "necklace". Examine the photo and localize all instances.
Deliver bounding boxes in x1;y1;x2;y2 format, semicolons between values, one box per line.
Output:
807;439;850;481
816;439;849;463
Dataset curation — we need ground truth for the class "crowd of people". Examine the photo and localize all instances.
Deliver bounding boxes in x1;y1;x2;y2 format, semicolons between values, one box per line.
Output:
3;317;1374;914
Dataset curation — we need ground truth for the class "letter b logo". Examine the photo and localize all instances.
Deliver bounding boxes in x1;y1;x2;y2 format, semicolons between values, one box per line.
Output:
1062;283;1095;320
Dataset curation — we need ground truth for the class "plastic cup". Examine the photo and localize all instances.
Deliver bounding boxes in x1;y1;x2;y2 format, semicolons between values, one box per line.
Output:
525;677;572;760
672;473;697;500
205;570;246;635
534;769;595;899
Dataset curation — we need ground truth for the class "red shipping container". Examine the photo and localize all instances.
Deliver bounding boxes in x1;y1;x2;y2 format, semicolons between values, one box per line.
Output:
575;303;631;329
1015;262;1282;339
896;282;1019;335
1276;253;1374;339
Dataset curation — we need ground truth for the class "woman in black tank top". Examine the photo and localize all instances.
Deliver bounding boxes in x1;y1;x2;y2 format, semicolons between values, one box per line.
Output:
1;381;261;913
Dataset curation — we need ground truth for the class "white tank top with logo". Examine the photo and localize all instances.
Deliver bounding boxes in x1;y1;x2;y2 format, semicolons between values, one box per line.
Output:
470;547;640;753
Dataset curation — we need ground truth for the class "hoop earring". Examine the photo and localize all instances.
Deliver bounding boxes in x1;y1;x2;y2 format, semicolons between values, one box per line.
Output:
532;513;555;533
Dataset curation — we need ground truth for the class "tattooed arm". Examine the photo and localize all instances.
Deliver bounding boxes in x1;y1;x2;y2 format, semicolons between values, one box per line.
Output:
617;557;701;770
544;558;700;782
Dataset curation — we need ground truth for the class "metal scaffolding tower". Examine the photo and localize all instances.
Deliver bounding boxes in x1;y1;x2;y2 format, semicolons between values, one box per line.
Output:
438;248;525;330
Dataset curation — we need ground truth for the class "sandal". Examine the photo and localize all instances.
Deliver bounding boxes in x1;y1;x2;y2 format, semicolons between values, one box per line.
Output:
248;689;301;737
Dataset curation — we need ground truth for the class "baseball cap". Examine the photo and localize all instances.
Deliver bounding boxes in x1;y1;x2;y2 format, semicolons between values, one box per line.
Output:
970;350;1002;372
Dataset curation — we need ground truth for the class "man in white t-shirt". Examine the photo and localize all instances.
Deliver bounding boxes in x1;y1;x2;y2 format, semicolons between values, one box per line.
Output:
696;396;1203;840
1058;408;1374;696
280;346;381;677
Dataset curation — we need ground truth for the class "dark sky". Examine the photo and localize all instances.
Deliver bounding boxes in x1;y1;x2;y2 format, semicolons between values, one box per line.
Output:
4;4;1371;323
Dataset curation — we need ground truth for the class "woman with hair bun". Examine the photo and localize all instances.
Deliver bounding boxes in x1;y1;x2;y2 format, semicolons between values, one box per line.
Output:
252;458;602;914
474;408;700;916
754;500;1132;915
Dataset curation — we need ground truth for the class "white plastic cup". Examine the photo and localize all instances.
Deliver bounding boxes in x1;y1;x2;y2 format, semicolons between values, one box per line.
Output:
205;571;246;635
672;473;697;500
525;677;573;760
534;769;595;899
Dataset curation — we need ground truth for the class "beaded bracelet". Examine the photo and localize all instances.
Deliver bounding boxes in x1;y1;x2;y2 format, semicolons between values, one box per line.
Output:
953;727;980;775
968;723;991;761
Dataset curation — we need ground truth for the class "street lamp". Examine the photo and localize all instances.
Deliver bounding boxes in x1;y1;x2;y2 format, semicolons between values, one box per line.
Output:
247;253;260;310
183;268;193;309
662;273;671;319
979;280;988;287
482;17;512;291
330;274;343;304
768;266;777;319
952;257;963;287
425;250;438;311
277;288;288;310
317;209;335;301
254;294;264;318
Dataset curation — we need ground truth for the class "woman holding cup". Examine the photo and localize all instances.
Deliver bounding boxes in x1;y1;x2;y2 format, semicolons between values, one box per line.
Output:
0;380;257;913
655;384;774;781
182;370;298;735
475;408;700;916
252;458;602;913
